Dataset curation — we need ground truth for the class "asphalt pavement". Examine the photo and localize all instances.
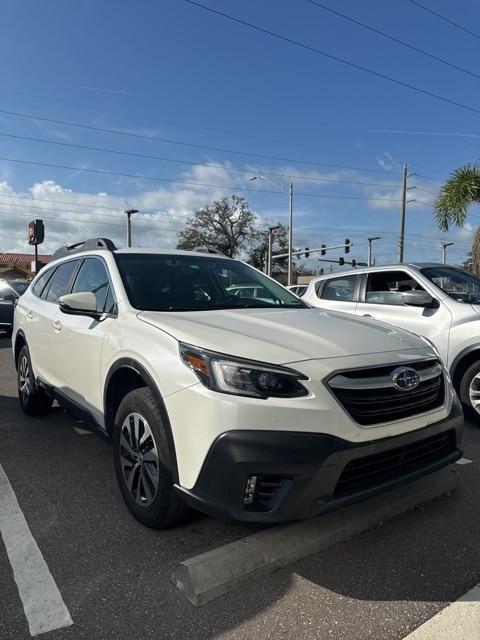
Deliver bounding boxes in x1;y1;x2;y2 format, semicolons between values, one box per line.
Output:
0;335;479;640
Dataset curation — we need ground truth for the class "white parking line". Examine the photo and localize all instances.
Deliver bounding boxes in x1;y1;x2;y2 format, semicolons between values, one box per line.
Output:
403;584;480;639
455;458;473;465
0;463;73;636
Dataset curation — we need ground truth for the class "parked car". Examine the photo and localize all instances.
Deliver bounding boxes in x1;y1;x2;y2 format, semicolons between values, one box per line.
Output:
0;279;29;337
13;240;462;528
287;284;308;297
304;263;480;421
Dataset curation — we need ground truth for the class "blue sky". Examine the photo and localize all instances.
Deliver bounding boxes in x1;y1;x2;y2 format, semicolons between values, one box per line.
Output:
1;0;480;268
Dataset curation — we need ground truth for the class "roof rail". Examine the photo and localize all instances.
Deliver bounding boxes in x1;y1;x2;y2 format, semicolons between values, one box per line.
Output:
53;238;117;260
192;246;229;257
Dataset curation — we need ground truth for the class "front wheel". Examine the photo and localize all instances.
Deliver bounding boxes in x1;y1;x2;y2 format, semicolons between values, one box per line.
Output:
17;345;53;416
112;387;191;529
459;360;480;423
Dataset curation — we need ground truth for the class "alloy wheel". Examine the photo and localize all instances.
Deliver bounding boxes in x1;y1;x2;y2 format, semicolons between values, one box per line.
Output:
119;412;160;506
19;355;30;405
469;372;480;415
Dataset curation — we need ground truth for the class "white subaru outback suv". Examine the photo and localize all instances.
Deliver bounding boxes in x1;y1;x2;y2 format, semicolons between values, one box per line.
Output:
13;239;463;528
304;263;480;422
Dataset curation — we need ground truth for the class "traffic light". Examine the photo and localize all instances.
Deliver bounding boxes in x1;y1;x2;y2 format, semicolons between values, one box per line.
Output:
321;244;326;256
28;219;44;245
339;257;345;266
305;247;310;258
351;259;357;268
345;238;351;254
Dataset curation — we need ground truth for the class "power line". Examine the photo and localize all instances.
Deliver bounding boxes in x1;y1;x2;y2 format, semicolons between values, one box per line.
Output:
306;0;480;81
406;0;480;41
0;192;186;218
184;0;480;117
0;132;402;188
0;156;402;202
0;108;400;175
0;205;181;230
416;174;444;184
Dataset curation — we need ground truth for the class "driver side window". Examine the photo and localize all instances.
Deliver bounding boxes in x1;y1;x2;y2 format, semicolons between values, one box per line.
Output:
72;258;114;313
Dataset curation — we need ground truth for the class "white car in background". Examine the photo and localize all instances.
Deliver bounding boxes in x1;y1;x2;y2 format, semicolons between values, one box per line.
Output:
287;284;308;297
304;263;480;421
13;242;462;528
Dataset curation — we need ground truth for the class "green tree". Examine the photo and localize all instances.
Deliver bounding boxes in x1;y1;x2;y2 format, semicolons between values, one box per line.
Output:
247;224;289;274
177;195;257;257
434;165;480;273
434;165;480;231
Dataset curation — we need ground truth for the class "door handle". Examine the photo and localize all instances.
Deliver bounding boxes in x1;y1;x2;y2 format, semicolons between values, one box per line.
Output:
26;310;33;319
362;314;373;318
53;320;62;331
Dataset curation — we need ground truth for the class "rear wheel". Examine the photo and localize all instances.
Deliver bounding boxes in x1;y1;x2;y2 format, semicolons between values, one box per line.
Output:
459;360;480;424
113;387;191;529
17;345;53;416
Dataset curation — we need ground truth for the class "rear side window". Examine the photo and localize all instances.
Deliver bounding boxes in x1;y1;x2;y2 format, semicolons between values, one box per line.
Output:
45;260;79;303
72;258;114;312
365;270;425;306
319;275;357;302
32;267;56;299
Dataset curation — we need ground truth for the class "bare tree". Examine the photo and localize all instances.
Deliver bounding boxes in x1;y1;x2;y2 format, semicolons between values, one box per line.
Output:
177;195;258;257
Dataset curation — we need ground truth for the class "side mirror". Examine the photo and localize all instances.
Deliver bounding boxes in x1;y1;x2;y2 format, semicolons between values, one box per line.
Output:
401;290;436;308
59;292;101;319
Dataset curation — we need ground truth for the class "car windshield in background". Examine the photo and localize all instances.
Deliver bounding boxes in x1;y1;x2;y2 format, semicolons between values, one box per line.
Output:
8;281;29;296
115;254;305;311
421;266;480;304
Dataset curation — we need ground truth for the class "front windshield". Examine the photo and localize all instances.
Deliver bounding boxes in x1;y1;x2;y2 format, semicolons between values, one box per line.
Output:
421;266;480;304
115;253;305;311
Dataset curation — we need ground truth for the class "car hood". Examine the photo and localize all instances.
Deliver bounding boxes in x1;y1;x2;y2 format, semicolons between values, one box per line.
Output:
138;307;427;364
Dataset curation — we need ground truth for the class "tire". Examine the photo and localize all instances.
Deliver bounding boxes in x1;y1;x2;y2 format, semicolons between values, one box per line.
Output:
459;360;480;424
113;387;191;529
17;345;53;416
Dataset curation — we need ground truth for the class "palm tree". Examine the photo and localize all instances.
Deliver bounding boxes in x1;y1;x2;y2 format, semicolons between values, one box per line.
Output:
435;164;480;231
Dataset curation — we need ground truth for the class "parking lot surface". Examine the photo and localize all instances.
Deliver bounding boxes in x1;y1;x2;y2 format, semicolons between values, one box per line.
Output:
1;336;479;640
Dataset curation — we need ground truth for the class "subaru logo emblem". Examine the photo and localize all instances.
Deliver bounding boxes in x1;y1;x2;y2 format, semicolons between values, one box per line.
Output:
392;367;421;391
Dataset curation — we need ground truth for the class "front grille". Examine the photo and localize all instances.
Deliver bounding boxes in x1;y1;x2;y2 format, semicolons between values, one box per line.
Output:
328;359;445;426
334;429;457;497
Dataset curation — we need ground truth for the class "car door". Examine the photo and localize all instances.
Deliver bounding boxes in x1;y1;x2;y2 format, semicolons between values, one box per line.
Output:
308;274;359;314
355;269;453;362
0;282;15;330
22;261;79;383
50;257;116;424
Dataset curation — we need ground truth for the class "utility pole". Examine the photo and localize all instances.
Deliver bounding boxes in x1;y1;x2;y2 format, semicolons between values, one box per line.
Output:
125;209;138;247
367;236;381;267
266;224;281;276
288;182;293;286
397;164;408;263
249;176;294;283
441;242;454;264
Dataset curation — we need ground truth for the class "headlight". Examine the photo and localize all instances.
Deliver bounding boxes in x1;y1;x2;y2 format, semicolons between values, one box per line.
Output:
179;343;309;399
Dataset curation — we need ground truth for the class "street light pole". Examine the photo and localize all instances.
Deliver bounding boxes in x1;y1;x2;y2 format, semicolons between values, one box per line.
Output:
441;242;454;264
125;209;139;247
367;236;381;267
288;182;293;286
249;175;294;285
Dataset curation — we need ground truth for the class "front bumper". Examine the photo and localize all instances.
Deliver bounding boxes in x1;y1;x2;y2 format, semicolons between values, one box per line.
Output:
175;396;463;523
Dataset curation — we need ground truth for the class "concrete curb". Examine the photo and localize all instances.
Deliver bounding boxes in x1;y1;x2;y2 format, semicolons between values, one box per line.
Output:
172;467;458;606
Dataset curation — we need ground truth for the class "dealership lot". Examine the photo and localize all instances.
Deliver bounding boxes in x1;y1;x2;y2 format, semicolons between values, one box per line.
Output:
1;336;479;640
